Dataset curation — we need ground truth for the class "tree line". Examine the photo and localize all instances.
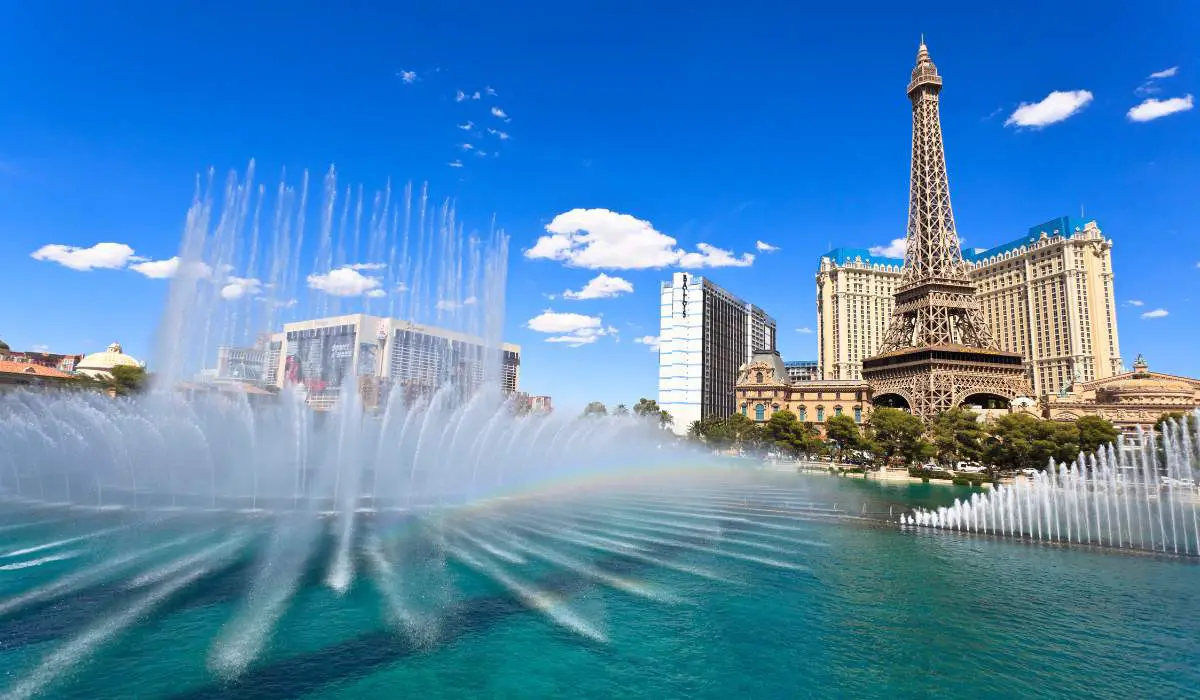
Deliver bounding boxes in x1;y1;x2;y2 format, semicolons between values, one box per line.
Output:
688;406;1133;473
582;398;674;429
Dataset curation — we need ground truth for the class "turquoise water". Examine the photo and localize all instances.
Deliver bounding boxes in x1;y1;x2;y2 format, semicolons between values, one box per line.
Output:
1;471;1196;699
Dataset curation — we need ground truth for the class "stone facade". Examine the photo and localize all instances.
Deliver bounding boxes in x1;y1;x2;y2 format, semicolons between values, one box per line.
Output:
734;350;872;435
1043;355;1200;437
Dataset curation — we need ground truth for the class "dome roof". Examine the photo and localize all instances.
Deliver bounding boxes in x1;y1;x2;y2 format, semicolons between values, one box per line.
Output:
76;342;142;377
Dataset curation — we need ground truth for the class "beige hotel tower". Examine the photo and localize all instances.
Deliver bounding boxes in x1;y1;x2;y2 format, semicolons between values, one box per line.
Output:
817;216;1122;397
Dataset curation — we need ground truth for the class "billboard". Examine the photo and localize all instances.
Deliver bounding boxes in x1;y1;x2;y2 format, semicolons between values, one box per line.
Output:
284;324;357;393
357;343;378;377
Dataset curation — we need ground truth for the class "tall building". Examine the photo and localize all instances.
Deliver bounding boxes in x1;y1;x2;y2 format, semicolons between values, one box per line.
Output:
658;272;777;434
817;218;1122;396
784;360;820;383
251;314;519;408
859;40;1030;418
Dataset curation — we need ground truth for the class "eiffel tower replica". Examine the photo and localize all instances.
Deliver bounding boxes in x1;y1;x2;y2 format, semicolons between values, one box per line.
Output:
861;40;1032;419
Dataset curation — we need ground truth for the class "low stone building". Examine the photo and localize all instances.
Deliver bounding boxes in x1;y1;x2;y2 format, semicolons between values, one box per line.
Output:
1043;355;1200;438
735;349;872;434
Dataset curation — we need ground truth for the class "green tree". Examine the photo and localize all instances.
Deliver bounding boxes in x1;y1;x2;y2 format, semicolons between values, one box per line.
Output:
687;420;704;441
582;401;608;417
824;414;860;461
632;398;661;417
613;403;630;417
658;410;674;430
1154;412;1187;434
1075;415;1119;455
928;408;986;466
107;365;149;396
869;408;930;466
984;413;1076;471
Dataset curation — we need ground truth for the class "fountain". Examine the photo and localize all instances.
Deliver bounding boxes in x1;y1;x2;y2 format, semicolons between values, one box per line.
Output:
902;412;1200;556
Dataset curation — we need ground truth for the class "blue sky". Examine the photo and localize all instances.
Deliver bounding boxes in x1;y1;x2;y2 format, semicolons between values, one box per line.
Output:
1;1;1197;409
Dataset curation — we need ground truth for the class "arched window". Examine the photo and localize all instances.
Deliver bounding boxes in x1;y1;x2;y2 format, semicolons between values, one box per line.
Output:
798;407;806;421
834;406;843;417
741;403;748;416
854;407;862;423
816;406;825;422
754;403;765;421
755;371;763;384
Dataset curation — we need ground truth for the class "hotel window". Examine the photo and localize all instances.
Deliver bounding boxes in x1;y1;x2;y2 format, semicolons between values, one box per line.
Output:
755;404;765;421
817;406;825;422
756;371;763;384
798;407;807;421
854;407;862;423
834;406;843;417
741;403;747;416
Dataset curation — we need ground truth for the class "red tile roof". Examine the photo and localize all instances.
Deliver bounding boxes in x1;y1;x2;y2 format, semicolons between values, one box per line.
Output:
0;361;74;379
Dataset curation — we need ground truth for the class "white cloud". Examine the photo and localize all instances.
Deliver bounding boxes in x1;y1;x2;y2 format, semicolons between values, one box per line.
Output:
755;240;779;253
1141;308;1169;319
366;289;386;298
1127;95;1194;122
461;143;474;151
476;150;488;157
1149;66;1179;80
347;262;386;271
221;276;262;300
307;266;383;297
455;90;467;102
562;273;634;300
487;127;510;140
129;256;181;279
31;242;136;271
1125;299;1144;307
448;160;463;168
869;238;907;258
395;282;409;293
526;208;754;270
436;295;478;311
1005;90;1093;128
485;86;497;96
490;106;509;120
526;310;615;347
31;344;50;353
795;327;813;334
471;91;481;100
458;121;474;130
633;335;660;351
397;70;417;84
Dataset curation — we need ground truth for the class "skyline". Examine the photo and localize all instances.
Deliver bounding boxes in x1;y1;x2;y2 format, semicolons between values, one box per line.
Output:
2;2;1198;409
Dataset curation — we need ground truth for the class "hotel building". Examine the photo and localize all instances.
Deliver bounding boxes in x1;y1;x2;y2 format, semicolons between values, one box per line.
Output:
658;272;777;434
214;315;520;408
816;217;1122;397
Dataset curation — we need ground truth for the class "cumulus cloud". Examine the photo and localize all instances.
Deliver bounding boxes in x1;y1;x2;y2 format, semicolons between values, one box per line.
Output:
397;70;417;84
487;128;510;140
455;90;467;102
31;242;136;271
307;266;383;297
448;160;463;168
1005;90;1093;128
869;238;907;258
221;276;262;300
461;143;475;151
525;208;754;270
1127;95;1194;122
562;273;634;300
1141;308;1169;319
458;121;474;130
129;256;181;279
795;327;813;334
485;86;498;96
526;310;615;347
755;240;780;253
1125;299;1144;307
633;335;660;351
435;296;478;311
366;289;386;298
490;106;509;120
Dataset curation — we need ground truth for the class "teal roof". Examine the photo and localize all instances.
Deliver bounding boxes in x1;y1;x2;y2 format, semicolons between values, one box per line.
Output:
962;216;1095;262
824;216;1098;269
823;247;903;268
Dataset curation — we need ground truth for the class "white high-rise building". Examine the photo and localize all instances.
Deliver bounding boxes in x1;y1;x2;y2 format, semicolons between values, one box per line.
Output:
658;272;776;434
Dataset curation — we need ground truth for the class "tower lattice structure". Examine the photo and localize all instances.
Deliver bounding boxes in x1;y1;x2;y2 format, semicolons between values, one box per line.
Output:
861;40;1031;419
